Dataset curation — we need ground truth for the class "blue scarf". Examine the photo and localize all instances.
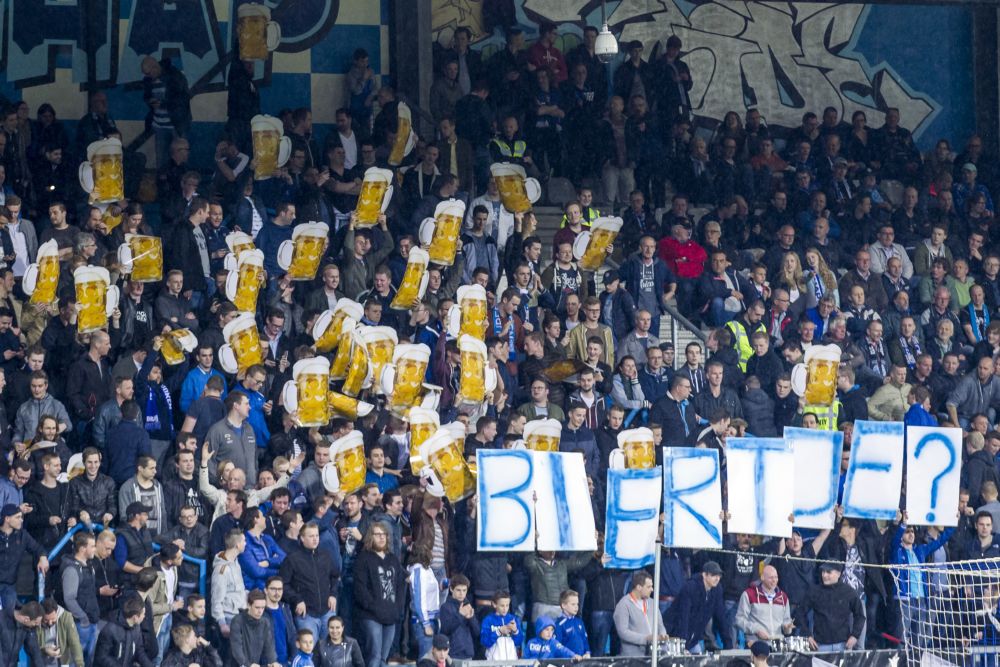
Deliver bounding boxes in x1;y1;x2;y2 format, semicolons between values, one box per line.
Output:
492;307;516;361
969;303;990;342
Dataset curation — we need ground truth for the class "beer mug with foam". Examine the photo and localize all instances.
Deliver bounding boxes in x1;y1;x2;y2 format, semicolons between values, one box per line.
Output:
251;115;292;180
407;406;440;475
361;326;398;393
457;335;490;404
355;167;394;226
313;299;363;354
225;249;265;313
524;418;562;452
573;216;624;271
610;427;656;470
237;2;281;61
490;163;541;213
329;317;360;379
277;222;328;281
381;343;431;414
78;138;124;204
226;231;256;258
74;266;117;334
322;431;367;494
117;234;163;283
327;391;374;420
446;285;488;340
281;357;331;427
419;427;475;503
219;312;264;374
161;329;198;366
22;239;60;305
341;330;372;397
388;103;416;167
390;247;430;310
790;344;842;406
418;199;466;266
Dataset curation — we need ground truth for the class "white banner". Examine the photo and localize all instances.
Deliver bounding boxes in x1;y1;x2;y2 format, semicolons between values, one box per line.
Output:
906;426;962;527
726;437;795;537
605;467;662;568
662;447;723;549
787;427;844;530
842;421;906;520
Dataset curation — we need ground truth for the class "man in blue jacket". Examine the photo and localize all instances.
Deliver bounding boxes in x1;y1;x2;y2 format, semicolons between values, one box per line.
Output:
254;202;296;279
890;513;954;648
665;561;731;653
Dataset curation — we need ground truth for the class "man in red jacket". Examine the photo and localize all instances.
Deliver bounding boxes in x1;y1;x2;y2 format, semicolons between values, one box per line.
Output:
659;221;707;280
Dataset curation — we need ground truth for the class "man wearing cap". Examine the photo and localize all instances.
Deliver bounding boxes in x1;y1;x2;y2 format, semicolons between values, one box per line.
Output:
613;571;666;656
417;634;452;667
113;502;155;588
595;270;634;342
0;504;48;611
665;562;730;653
794;562;865;652
954;161;994;214
825;157;854;215
750;640;771;667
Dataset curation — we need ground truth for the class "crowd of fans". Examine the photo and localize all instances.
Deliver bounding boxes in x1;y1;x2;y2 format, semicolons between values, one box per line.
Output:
0;16;996;667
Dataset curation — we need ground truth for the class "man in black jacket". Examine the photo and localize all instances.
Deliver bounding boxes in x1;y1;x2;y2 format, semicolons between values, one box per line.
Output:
165;198;210;296
279;522;340;641
649;375;697;446
665;562;731;653
0;504;49;612
94;596;151;667
794;562;865;652
229;591;280;667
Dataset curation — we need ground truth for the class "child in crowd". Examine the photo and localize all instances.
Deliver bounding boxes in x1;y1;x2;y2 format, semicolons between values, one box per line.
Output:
438;575;479;660
554;590;590;658
524;616;581;660
480;591;522;660
291;629;316;667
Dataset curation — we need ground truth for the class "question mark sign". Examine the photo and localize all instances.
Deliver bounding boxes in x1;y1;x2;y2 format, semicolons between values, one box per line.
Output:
913;433;956;524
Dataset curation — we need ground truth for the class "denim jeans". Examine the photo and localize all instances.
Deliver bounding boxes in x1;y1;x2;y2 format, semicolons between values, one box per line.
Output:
295;609;336;642
77;621;99;667
723;598;742;649
899;597;927;649
588;610;614;657
708;298;739;327
0;583;16;612
410;619;436;658
360;619;395;667
155;613;172;666
816;642;846;652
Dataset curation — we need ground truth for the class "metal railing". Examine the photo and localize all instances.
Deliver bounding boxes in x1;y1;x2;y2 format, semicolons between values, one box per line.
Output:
665;301;708;344
37;524;208;600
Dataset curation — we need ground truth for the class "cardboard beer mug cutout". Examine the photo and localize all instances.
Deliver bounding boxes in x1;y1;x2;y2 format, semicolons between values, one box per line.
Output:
78;138;124;204
791;344;842;406
390;247;430;310
219;312;264;374
23;240;61;305
237;2;281;61
457;335;496;404
281;357;331;427
574;216;623;272
251;115;291;180
226;231;256;258
328;317;360;379
446;285;489;340
161;329;198;366
419;424;476;503
523;418;562;452
341;330;373;397
609;427;656;470
407;406;440;474
322;431;367;494
327;391;374;419
420;384;442;412
117;234;163;283
361;326;398;393
490;162;541;213
381;343;431;414
277;222;327;281
388;103;416;167
355;167;394;227
314;299;363;354
102;206;124;235
225;249;265;313
74;266;118;334
418;199;466;266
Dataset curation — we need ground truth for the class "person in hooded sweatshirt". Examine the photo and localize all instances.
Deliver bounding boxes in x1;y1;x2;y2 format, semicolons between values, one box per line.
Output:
741;377;777;436
352;522;405;667
228;590;279;667
524;616;581;660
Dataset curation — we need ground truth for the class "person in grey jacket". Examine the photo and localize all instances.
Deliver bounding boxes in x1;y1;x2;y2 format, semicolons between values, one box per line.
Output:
92;376;133;452
205;391;258;484
13;371;71;442
947;355;1000;427
211;529;247;636
339;215;394;301
613;571;666;656
615;311;660;365
227;591;279;667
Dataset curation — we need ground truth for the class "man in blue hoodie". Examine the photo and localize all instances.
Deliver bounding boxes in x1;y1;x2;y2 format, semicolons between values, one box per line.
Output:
524;616;580;660
253;201;296;279
890;513;954;648
554;590;589;657
904;386;938;426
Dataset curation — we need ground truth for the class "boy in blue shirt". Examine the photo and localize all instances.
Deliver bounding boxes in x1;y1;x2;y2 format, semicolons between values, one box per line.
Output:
291;629;316;667
480;591;522;660
364;445;400;492
524;616;581;660
554;590;590;657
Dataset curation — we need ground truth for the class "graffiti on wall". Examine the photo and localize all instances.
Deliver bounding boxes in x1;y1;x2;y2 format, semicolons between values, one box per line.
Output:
434;0;959;143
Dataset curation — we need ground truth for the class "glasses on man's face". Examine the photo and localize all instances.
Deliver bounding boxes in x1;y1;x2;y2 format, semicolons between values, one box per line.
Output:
372;532;387;538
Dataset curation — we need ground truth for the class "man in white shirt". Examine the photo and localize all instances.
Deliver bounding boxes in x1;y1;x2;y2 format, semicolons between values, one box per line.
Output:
869;224;914;278
4;197;35;277
334;108;358;169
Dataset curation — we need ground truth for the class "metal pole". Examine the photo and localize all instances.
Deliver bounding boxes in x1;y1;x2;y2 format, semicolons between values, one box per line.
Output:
651;542;662;667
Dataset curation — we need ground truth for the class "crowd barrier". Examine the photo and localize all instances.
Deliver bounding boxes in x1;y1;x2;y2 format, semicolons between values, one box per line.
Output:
454;650;904;667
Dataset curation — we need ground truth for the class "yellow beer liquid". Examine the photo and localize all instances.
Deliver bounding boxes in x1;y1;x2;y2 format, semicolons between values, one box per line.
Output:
288;236;324;281
253;129;280;180
459;299;488;339
527;435;560;452
580;228;620;271
329;336;354;378
327;391;361;418
356;180;388;226
129;236;163;283
335;446;367;493
76;280;108;333
295;374;330;427
92;154;124;203
238;15;269;60
341;344;369;397
234;264;263;312
458;351;486;403
230;326;264;371
389;117;412;166
427;214;462;266
366;339;395;388
624;441;655;469
390;262;426;310
161;332;189;366
390;358;427;412
30;256;60;304
804;359;838;406
496;174;532;213
232;240;255;256
429;444;469;502
102;210;123;234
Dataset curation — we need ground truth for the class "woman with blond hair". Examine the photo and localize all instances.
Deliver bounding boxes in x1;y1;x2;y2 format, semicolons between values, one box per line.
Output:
804;247;840;309
773;251;808;317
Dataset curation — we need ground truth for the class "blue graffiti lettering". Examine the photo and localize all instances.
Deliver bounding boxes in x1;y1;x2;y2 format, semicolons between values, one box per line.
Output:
477;450;533;550
913;433;957;523
8;0;114;85
663;450;720;547
121;0;225;85
606;468;660;569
